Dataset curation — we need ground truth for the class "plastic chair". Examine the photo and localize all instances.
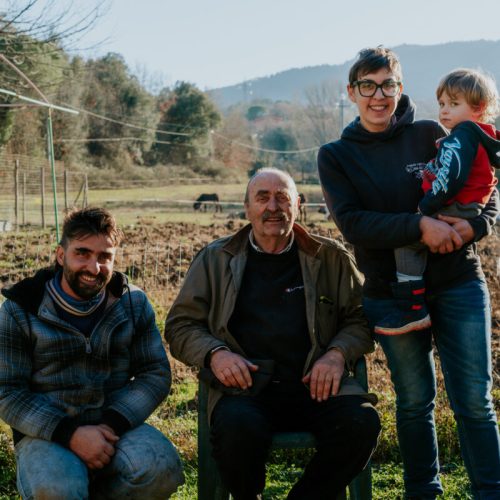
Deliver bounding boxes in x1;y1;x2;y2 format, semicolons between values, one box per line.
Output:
197;357;372;500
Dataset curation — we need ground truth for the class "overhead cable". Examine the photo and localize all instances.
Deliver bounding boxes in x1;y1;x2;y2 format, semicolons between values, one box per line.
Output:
61;104;191;137
212;131;318;154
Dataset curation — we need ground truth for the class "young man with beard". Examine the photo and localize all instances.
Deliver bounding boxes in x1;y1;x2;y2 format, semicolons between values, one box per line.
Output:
165;168;380;500
0;207;184;499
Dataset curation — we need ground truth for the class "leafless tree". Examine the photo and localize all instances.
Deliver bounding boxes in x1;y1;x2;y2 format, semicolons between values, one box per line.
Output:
303;81;344;145
0;0;110;50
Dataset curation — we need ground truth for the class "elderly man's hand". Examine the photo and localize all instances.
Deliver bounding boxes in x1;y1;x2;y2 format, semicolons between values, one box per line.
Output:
69;425;119;469
210;350;258;390
302;348;345;402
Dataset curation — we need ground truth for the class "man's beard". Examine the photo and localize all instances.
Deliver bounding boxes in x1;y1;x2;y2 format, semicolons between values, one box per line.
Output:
63;268;109;300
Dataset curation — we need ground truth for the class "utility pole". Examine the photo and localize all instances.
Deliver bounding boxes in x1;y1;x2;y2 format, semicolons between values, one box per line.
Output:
338;93;349;134
208;130;214;163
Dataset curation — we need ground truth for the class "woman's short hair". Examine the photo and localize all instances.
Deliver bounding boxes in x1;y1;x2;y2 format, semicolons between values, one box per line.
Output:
348;47;402;85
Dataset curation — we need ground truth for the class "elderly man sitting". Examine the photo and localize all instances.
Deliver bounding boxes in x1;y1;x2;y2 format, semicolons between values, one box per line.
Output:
165;168;380;500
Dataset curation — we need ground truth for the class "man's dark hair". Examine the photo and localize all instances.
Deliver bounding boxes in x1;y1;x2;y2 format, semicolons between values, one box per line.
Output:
60;207;123;248
348;46;402;85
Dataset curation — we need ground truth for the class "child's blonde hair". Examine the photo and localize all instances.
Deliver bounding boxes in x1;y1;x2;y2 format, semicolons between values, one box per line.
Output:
436;68;500;123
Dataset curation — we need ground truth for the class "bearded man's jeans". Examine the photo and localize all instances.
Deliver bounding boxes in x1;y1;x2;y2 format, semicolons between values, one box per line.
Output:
363;279;500;499
15;423;184;500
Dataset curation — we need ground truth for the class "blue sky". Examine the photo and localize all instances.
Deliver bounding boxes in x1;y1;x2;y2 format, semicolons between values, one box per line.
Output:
11;0;500;90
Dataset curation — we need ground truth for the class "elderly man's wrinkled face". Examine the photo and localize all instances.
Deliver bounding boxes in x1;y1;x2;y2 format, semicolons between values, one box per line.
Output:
245;172;300;242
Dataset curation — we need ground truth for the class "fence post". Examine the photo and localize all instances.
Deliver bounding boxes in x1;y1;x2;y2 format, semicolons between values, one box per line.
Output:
22;171;26;226
41;166;46;229
83;173;88;208
14;159;19;227
64;169;69;211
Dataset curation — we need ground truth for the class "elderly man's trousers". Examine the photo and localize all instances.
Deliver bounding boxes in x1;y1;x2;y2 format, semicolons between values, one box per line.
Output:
210;387;380;500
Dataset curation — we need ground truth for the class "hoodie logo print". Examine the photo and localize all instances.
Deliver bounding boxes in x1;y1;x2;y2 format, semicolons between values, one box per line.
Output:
405;162;427;179
432;137;462;194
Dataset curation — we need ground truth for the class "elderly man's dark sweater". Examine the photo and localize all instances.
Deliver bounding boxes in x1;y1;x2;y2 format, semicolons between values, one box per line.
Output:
228;242;311;383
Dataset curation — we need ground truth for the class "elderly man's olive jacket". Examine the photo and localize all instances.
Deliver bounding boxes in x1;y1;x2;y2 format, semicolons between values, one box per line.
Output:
165;223;375;417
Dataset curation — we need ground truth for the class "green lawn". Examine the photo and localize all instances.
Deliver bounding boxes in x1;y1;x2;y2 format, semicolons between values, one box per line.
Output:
0;378;478;499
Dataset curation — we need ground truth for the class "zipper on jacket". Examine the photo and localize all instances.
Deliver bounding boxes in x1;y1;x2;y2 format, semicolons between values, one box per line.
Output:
84;337;92;354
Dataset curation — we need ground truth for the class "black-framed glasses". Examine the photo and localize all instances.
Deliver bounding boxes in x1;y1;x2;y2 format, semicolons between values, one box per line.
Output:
351;79;402;97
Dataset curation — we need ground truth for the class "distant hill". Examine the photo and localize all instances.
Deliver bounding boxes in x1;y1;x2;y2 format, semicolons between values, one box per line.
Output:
209;40;500;110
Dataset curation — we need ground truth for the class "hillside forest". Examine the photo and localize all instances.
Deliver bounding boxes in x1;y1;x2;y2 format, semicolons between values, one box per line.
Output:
0;2;356;184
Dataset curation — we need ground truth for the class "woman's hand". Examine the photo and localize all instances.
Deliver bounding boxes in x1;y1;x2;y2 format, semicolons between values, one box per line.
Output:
437;214;475;244
419;216;463;253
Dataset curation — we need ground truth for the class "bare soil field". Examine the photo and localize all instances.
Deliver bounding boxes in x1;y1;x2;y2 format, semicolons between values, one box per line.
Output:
123;218;500;389
2;218;497;396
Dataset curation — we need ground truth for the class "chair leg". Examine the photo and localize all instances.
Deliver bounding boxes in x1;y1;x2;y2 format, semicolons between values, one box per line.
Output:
336;489;348;500
198;381;230;500
198;433;230;499
198;425;220;500
348;460;372;500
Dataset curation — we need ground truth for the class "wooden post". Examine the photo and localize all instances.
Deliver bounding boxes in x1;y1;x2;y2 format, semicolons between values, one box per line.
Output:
22;171;26;226
142;246;147;290
83;173;88;208
73;180;84;206
40;166;46;229
64;169;69;211
14;159;19;227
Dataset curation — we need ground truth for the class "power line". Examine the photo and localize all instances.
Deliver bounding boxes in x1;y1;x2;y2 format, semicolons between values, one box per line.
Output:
0;91;193;137
60;104;191;137
54;136;191;147
55;137;148;143
212;131;318;155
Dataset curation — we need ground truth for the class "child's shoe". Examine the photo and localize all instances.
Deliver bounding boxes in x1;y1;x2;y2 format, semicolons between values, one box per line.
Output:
374;280;431;335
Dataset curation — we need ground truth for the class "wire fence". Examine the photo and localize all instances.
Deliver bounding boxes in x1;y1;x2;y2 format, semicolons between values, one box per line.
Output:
0;152;219;227
1;219;499;389
0;152;85;226
0;226;204;316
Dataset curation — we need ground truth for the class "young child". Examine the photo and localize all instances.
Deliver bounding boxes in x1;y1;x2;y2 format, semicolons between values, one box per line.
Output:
375;68;500;335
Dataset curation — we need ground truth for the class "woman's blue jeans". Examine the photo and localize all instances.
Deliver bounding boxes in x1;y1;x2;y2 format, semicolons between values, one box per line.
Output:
363;279;500;499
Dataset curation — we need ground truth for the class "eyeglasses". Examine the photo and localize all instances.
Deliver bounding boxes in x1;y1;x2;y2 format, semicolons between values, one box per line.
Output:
351;79;402;97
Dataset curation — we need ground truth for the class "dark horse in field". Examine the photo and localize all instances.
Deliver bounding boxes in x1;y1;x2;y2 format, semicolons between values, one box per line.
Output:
193;193;222;212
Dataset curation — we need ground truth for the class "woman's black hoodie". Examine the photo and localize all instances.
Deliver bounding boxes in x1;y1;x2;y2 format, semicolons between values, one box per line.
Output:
318;95;499;298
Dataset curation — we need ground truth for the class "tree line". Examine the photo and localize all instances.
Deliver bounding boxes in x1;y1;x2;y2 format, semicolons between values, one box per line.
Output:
0;1;347;182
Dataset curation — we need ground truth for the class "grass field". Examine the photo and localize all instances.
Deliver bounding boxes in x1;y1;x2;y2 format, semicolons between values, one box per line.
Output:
0;378;478;499
0;182;328;227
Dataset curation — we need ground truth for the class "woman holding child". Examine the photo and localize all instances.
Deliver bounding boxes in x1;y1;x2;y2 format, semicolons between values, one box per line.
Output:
318;47;500;498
